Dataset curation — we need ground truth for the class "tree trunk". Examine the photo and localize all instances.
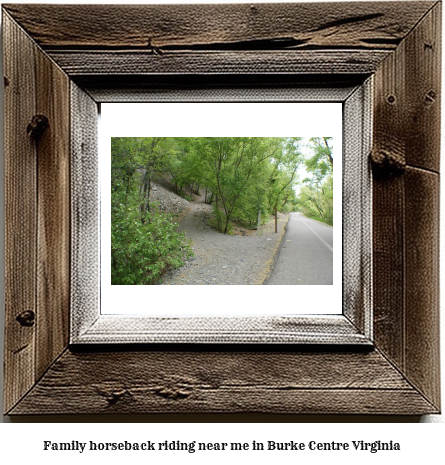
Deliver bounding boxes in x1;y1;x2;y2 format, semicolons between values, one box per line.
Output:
215;195;221;230
139;175;150;223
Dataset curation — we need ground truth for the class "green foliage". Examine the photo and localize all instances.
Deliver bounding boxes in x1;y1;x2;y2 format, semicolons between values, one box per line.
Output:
110;136;334;284
297;138;334;226
189;137;302;233
305;137;333;180
297;177;333;225
177;192;193;201
111;196;193;285
111;138;193;285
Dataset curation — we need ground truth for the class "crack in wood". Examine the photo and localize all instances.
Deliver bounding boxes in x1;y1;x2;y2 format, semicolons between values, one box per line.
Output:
360;37;402;45
12;344;31;355
313;13;385;32
161;37;311;51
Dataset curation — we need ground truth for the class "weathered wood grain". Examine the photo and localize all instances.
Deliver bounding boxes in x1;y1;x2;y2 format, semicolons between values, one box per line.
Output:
372;173;405;371
372;36;406;369
404;167;441;409
35;42;71;380
372;3;441;411
9;349;438;415
70;83;100;342
3;12;37;414
371;1;441;172
3;11;71;412
404;2;441;172
47;50;390;77
2;2;441;416
3;2;435;50
342;81;372;336
402;2;441;411
77;75;365;103
74;316;370;345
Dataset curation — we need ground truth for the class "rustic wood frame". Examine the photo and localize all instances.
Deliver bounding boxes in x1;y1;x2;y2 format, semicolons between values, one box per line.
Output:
2;2;441;415
71;82;372;346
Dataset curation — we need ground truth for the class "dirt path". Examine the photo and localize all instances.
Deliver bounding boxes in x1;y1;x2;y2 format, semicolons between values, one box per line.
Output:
160;192;289;285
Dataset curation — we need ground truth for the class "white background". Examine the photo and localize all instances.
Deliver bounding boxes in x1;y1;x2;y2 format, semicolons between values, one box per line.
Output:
0;0;444;460
101;103;342;315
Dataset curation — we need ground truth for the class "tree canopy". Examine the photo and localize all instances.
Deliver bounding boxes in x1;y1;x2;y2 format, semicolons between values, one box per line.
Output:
296;137;334;225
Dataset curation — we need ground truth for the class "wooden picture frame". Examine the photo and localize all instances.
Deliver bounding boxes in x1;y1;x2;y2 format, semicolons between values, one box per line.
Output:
71;83;372;345
2;2;441;415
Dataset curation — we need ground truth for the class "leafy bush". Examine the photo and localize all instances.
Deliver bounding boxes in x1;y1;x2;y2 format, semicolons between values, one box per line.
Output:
177;192;193;201
111;200;193;285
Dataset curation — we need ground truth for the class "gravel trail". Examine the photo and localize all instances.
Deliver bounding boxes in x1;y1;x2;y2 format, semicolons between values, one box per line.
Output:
160;192;289;285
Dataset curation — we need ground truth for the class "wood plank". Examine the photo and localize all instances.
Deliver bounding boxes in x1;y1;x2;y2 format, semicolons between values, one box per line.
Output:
404;2;441;172
35;44;71;380
70;83;100;340
372;44;406;370
75;316;370;345
371;2;440;173
9;349;437;415
47;50;390;77
342;81;372;336
12;387;437;416
372;175;405;370
404;168;440;409
371;4;441;409
3;2;435;50
76;75;366;103
3;12;37;414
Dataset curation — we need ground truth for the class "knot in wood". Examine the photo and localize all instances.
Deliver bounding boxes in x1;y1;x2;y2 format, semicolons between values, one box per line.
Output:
370;148;405;177
154;386;191;400
96;385;130;405
27;114;49;140
16;310;35;327
105;390;128;405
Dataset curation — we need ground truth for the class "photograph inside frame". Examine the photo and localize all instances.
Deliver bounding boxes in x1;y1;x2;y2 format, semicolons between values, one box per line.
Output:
110;136;334;287
99;102;343;317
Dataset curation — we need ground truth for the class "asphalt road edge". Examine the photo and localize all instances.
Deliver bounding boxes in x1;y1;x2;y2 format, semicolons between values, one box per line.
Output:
261;213;292;285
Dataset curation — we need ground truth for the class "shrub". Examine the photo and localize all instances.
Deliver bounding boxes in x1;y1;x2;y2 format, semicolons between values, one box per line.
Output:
111;200;193;285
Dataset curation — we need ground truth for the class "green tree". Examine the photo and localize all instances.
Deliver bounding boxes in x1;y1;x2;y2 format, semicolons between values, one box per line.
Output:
297;176;333;225
305;137;333;181
111;137;192;285
297;137;334;225
194;137;280;233
267;137;303;214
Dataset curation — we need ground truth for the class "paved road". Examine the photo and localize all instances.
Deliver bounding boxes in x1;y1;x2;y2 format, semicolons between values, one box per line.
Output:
266;212;333;285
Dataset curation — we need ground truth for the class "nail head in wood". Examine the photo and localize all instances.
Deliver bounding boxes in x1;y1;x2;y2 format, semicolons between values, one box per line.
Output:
424;90;436;105
16;310;35;327
26;114;49;141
